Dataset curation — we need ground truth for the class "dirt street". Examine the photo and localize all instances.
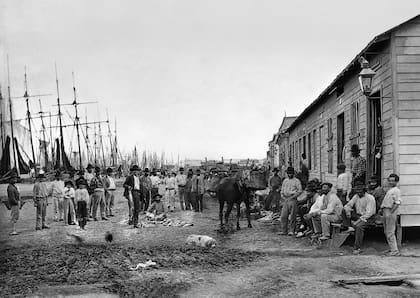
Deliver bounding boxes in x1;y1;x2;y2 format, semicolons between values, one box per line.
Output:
1;188;420;297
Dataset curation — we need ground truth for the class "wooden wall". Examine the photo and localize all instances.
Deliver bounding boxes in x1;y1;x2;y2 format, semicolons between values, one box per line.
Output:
287;42;393;187
393;17;420;226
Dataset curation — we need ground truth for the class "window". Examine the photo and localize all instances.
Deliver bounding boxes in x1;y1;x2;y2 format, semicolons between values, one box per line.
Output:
350;101;360;145
299;138;302;160
336;85;344;98
327;118;333;173
308;133;312;170
337;113;345;165
313;129;317;169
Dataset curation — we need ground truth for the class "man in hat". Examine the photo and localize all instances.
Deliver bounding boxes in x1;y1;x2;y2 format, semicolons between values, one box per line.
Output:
176;167;187;210
311;182;343;240
350;144;367;185
184;169;196;211
265;167;282;211
147;193;167;220
7;172;20;235
166;171;178;212
49;171;65;221
123;165;143;228
33;173;50;230
342;181;376;254
104;167;117;217
150;170;161;198
367;175;386;213
302;180;324;237
63;180;76;225
191;169;205;212
336;163;352;205
279;167;302;235
141;168;152;212
90;166;107;221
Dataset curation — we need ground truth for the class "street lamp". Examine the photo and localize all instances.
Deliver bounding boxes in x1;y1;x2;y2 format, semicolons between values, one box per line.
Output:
358;57;376;95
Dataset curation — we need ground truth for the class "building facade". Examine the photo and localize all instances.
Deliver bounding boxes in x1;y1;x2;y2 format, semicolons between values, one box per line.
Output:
284;15;420;228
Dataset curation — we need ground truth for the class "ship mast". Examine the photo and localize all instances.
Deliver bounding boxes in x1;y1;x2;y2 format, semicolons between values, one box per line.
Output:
55;63;65;168
23;67;36;166
7;56;18;173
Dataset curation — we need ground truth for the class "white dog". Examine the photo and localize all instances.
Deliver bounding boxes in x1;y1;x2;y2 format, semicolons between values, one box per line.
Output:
186;234;216;248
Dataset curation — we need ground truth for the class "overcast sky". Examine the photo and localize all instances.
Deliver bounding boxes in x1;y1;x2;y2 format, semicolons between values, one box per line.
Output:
1;0;419;161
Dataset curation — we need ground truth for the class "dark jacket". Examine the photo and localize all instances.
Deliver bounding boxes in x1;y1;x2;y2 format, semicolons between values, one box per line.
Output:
123;175;143;198
7;183;20;206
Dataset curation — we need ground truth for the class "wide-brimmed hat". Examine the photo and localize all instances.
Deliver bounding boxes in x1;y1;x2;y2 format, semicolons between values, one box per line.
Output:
86;163;94;169
37;173;46;179
76;177;87;187
144;168;150;173
351;144;361;153
337;163;346;170
107;167;113;173
64;180;74;187
321;182;333;189
354;180;366;189
130;165;140;172
286;167;295;174
272;167;279;173
152;193;162;201
179;167;184;171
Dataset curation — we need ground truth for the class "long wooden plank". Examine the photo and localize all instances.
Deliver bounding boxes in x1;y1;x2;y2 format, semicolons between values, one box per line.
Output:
335;274;420;285
397;55;420;63
401;214;420;227
399;100;420;110
400;195;420;205
399;111;420;119
397;82;420;91
400;154;420;163
401;185;420;196
399;145;420;154
395;46;420;55
395;37;420;47
399;136;420;145
398;126;420;135
399;162;420;173
395;22;420;37
400;174;420;185
398;91;420;100
400;205;420;215
399;118;420;126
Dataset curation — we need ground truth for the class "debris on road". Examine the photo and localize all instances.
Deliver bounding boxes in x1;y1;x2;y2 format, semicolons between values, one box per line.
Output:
129;260;158;270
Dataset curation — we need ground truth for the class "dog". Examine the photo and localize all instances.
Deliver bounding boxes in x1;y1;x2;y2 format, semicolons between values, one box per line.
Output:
186;234;216;248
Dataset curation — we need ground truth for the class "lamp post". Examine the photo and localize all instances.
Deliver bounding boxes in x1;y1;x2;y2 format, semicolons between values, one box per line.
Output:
358;57;376;95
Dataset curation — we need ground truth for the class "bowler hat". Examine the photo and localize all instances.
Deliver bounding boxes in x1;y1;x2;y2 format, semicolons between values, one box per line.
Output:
179;167;184;171
272;167;279;173
76;177;87;187
152;193;162;201
351;144;361;153
86;163;94;169
286;167;295;174
354;180;366;189
64;180;74;187
130;165;140;172
144;168;149;173
107;167;113;173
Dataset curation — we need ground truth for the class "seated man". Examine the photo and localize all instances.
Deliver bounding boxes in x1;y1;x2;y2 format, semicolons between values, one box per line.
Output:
343;181;376;254
297;180;322;237
311;182;343;241
147;193;167;221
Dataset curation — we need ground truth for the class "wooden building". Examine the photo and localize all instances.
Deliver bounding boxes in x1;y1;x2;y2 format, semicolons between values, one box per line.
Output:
267;116;297;170
285;15;420;229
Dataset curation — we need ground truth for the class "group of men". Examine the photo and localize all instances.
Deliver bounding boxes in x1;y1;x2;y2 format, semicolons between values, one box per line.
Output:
123;166;207;228
267;144;402;256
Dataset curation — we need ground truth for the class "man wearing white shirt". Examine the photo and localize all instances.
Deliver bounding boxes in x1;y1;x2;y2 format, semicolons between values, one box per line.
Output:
176;167;187;210
123;165;142;228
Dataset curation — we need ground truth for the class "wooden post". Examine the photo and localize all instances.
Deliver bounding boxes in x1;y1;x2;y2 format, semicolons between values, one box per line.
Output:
396;215;403;249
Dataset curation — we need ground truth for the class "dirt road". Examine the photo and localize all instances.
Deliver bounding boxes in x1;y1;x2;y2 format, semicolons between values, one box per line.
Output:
1;189;419;297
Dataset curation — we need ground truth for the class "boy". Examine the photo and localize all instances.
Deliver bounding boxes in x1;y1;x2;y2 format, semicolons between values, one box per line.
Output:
336;163;352;205
63;180;76;225
7;172;20;235
381;173;402;256
33;173;50;230
75;177;90;229
147;193;167;221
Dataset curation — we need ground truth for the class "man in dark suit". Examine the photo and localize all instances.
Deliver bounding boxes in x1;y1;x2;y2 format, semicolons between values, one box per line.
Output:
123;165;143;228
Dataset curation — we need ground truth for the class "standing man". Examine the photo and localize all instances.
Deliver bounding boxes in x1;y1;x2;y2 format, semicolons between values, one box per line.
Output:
166;172;177;212
342;181;377;254
176;167;187;210
33;173;50;230
381;173;402;256
350;144;367;185
279;167;302;235
336;163;352;205
104;167;117;217
7;172;20;235
84;164;95;218
150;170;160;198
184;169;195;211
299;153;309;189
50;171;65;221
191;169;205;212
265;168;282;211
123;165;142;228
141;168;152;212
90;166;107;221
311;182;343;240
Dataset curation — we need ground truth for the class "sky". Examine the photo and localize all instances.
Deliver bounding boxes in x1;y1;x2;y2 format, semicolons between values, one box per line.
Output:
0;0;419;161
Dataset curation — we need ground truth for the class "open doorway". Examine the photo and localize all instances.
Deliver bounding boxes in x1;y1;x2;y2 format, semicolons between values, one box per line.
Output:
337;113;345;166
367;91;382;181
